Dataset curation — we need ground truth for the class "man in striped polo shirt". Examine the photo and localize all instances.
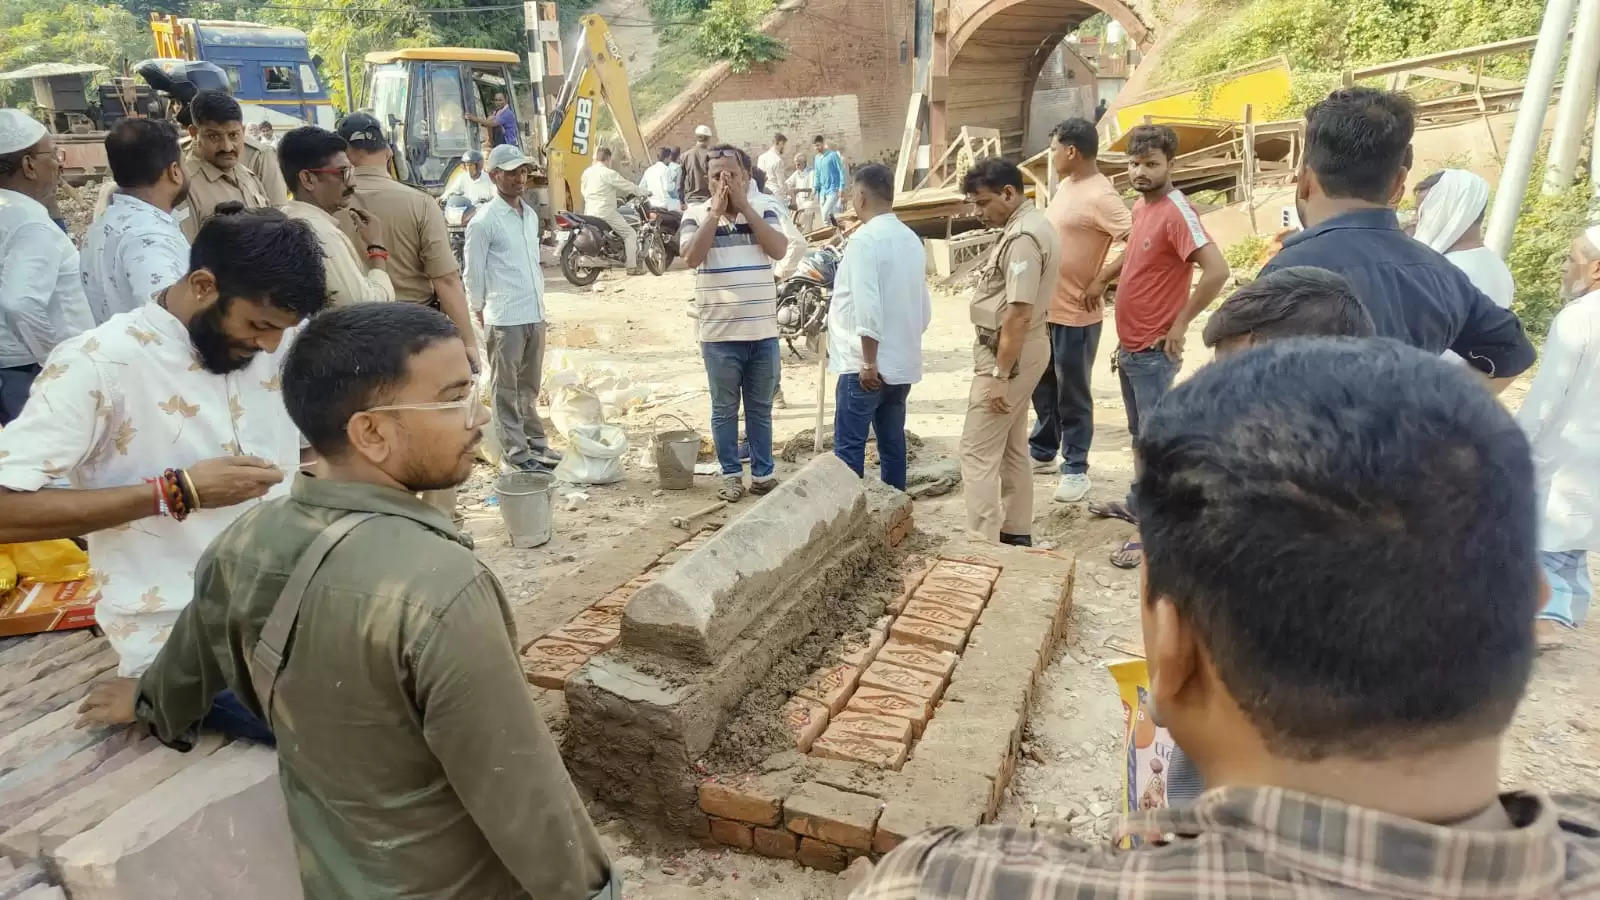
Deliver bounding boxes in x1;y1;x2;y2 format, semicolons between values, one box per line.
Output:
680;146;791;501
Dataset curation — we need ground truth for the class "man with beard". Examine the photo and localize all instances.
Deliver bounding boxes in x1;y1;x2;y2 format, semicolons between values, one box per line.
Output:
177;91;271;241
0;212;325;717
82;118;192;324
279;125;394;305
79;303;615;900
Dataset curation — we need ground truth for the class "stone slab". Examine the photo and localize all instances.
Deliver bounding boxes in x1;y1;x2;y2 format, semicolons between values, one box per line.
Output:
0;730;146;823
624;455;868;663
0;864;49;900
0;635;105;697
54;743;303;899
783;782;881;850
15;886;63;900
2;735;225;860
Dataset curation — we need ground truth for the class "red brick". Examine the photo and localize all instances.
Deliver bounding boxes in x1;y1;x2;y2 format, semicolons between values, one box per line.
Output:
544;621;620;651
797;836;850;872
845;686;933;736
781;695;830;752
860;659;946;703
592;587;634;611
886;590;910;614
921;572;992;602
522;639;591;688
698;777;783;826
827;710;914;745
890;616;968;653
902;557;937;593
796;663;860;716
876;639;959;679
900;596;980;632
752;825;798;859
784;781;882;850
810;731;908;770
888;519;910;547
839;638;877;669
570;605;623;628
709;817;753;849
934;560;1001;584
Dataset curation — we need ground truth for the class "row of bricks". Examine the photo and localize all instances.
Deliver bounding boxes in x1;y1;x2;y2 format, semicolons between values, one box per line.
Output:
784;559;1002;770
700;779;886;871
520;529;718;688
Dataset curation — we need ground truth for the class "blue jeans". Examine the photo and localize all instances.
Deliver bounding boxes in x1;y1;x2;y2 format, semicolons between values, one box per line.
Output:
832;374;912;490
1117;346;1179;512
702;339;779;479
203;690;275;745
1538;549;1592;628
1030;322;1102;474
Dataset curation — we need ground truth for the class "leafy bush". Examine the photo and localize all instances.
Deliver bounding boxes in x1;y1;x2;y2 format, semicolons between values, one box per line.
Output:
694;0;784;73
1223;234;1270;280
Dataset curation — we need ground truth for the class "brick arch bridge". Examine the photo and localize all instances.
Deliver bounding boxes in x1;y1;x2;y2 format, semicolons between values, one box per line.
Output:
931;0;1153;154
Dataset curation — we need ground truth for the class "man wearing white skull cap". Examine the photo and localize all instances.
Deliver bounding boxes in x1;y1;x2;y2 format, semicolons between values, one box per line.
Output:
0;108;94;422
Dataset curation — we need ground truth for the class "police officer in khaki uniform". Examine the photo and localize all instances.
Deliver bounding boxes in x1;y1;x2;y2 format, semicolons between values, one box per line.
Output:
959;158;1060;546
177;91;270;241
243;135;290;206
335;113;480;371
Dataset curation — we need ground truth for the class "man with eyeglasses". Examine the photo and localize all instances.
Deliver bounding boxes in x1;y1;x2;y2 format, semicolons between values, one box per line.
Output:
0;108;94;423
279;125;395;305
80;303;615;900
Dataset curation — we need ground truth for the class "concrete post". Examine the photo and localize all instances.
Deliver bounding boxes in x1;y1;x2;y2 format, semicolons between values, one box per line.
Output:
1545;0;1600;192
1485;0;1579;256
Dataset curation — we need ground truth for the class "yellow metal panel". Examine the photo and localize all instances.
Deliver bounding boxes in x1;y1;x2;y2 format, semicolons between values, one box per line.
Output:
364;47;522;65
545;66;603;214
1110;58;1292;135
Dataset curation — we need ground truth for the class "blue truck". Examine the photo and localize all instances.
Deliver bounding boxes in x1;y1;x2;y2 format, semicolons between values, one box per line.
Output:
150;14;335;129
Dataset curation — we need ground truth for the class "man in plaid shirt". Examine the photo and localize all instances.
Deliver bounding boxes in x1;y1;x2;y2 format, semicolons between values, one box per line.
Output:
855;338;1600;899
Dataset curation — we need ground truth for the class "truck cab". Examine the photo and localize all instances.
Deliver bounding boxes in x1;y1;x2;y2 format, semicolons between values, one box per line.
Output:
150;14;334;129
364;48;525;194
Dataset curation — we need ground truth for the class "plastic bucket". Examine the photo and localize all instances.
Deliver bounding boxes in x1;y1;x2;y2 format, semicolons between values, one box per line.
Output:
495;471;554;548
652;414;700;491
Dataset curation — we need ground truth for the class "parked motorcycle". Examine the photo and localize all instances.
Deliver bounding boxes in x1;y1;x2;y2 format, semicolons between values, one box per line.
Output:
639;199;681;275
776;240;842;357
555;200;668;286
441;193;487;270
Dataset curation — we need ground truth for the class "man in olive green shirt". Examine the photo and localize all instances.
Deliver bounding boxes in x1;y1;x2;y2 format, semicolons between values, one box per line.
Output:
79;303;612;900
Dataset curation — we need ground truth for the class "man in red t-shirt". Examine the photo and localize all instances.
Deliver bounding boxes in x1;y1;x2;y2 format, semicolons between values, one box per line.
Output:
1086;125;1228;561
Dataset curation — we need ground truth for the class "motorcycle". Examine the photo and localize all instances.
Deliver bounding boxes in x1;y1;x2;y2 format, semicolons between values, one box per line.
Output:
441;193;488;270
776;240;842;357
555;199;668;287
639;199;681;275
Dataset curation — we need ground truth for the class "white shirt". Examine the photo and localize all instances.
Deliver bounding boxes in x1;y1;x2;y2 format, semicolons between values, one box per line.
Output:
464;195;545;327
281;200;394;306
580;162;640;217
1516;288;1600;553
641;161;679;211
0;188;94;368
757;148;789;203
444;168;495;204
1447;247;1515;309
787;168;815;209
80;193;189;325
827;213;931;385
0;303;300;675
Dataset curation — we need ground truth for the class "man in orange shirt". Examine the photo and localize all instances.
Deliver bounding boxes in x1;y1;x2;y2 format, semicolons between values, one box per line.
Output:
1029;119;1131;503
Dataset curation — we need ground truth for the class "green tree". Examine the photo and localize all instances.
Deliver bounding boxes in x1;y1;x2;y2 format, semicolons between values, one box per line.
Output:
694;0;783;73
0;0;149;107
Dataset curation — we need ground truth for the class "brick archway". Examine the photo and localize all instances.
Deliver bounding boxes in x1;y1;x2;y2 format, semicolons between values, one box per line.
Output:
931;0;1151;156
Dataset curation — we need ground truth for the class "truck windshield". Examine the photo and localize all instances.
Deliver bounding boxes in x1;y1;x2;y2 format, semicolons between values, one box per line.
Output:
370;65;408;130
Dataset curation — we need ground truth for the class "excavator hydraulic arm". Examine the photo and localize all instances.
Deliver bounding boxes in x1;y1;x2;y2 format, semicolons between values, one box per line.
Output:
545;14;650;214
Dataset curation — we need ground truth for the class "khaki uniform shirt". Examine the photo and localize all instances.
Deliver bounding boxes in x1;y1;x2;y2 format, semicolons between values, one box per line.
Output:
243;138;290;207
969;200;1060;375
135;475;614;900
349;165;458;303
178;155;270;241
281;199;395;306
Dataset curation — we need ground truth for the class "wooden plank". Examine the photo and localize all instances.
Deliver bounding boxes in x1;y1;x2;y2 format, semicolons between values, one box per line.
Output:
1405;65;1523;91
895;92;925;193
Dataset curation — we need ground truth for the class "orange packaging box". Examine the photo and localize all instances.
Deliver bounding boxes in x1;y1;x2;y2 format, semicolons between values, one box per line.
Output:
0;577;100;638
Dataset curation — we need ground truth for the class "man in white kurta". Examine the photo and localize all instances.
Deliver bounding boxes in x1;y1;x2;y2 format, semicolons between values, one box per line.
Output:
0;210;326;678
1517;225;1600;649
580;147;645;274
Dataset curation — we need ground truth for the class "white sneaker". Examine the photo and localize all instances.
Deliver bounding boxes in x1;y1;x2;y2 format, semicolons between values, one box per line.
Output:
1032;457;1058;474
1054;473;1091;503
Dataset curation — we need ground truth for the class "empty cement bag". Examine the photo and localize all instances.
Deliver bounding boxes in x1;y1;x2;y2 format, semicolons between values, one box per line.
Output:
553;424;629;485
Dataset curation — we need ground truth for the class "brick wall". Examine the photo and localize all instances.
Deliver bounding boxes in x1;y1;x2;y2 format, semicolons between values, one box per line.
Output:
646;0;916;168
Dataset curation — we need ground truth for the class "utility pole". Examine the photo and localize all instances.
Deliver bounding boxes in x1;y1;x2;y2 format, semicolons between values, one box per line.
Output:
1544;0;1600;193
1485;0;1578;256
1592;84;1600;209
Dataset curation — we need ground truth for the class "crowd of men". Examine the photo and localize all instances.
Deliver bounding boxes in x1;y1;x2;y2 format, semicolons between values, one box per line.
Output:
0;74;1597;898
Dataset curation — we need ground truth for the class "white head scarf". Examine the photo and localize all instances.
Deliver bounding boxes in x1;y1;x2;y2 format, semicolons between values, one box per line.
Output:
0;109;47;156
1587;224;1600;253
1414;169;1490;254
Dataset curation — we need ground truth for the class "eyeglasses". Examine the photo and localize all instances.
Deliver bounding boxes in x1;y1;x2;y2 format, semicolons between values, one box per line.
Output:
707;149;741;159
305;166;352;180
28;148;67;165
365;377;481;427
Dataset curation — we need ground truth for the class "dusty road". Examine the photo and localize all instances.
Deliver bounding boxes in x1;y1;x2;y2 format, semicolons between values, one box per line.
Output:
454;263;1596;899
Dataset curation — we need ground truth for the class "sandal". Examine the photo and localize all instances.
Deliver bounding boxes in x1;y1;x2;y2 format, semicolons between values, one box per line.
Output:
749;476;779;496
1110;540;1143;570
1089;500;1139;525
719;476;745;502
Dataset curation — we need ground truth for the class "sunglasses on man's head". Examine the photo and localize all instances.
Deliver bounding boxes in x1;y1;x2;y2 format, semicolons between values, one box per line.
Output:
708;149;741;159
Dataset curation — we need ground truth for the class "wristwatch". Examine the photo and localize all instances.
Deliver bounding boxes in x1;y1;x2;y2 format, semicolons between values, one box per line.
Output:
990;365;1010;381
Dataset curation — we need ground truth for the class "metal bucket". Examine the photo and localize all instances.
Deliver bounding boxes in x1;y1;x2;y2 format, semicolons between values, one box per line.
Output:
495;471;554;548
652;414;700;491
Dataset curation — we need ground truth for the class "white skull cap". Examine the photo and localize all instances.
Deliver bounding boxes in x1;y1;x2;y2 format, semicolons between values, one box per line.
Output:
0;109;47;156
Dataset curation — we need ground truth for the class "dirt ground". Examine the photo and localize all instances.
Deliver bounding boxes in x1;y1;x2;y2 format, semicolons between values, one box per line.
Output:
446;259;1600;897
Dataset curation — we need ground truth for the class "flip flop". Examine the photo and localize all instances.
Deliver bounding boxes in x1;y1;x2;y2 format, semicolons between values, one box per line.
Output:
1089;500;1139;525
1110;540;1143;570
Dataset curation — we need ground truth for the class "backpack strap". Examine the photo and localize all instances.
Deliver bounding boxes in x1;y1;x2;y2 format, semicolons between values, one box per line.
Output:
248;512;379;722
